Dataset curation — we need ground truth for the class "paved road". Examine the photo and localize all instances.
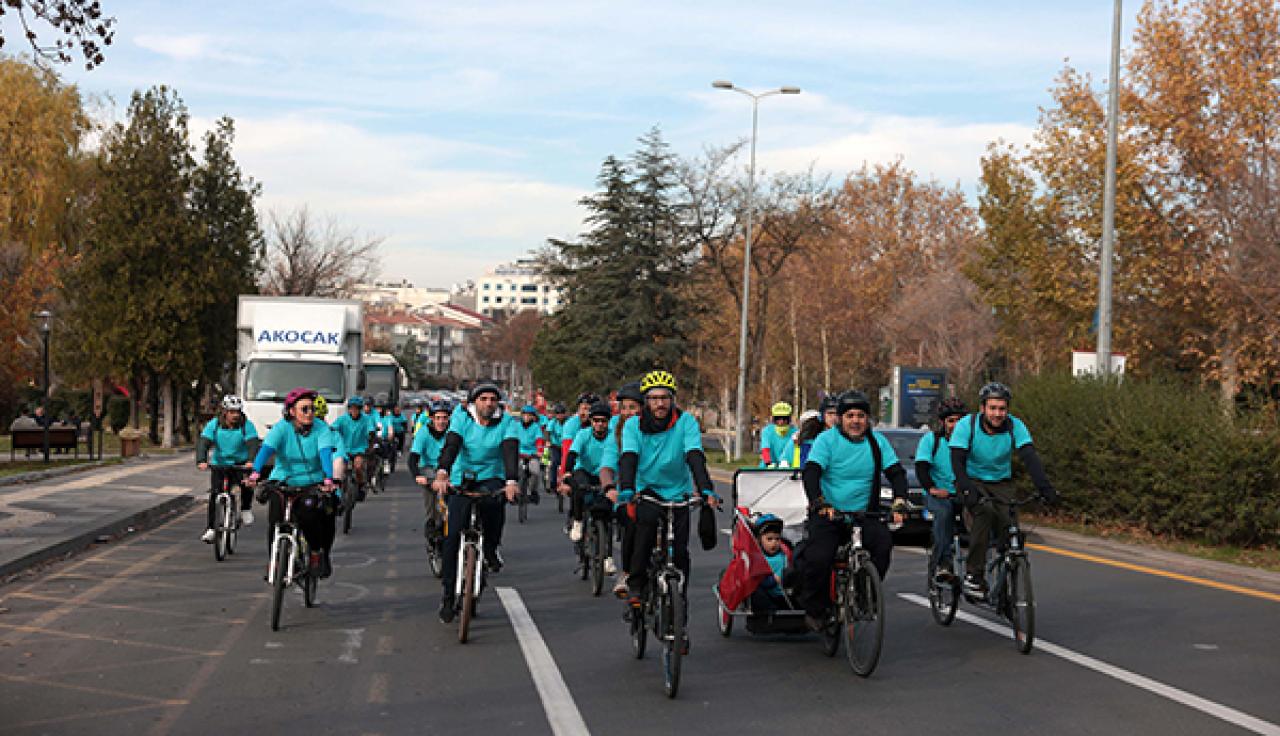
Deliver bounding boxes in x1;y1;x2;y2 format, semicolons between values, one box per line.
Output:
1;469;1278;735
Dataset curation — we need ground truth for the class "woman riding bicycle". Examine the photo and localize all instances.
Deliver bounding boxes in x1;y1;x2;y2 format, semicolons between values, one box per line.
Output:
514;404;547;505
560;401;618;546
329;395;379;496
246;387;340;578
196;394;261;543
915;396;967;584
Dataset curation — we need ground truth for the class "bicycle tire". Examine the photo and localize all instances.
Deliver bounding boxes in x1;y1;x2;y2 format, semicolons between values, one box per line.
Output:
590;518;607;596
662;581;684;698
928;560;959;627
427;537;444;578
228;492;239;556
820;572;839;656
459;544;477;644
843;561;885;677
342;494;354;535
214;495;229;562
302;541;318;608
518;493;528;524
630;602;647;659
557;492;565;513
1007;555;1035;654
270;540;287;631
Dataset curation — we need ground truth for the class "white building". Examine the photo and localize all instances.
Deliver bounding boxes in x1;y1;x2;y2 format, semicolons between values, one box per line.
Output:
475;258;561;317
353;279;452;312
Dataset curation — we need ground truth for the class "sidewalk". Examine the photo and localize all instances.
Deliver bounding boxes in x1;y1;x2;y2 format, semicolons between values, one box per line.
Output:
0;454;200;580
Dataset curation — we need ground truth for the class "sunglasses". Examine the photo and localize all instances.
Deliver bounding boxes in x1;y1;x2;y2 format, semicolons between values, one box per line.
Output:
296;405;315;414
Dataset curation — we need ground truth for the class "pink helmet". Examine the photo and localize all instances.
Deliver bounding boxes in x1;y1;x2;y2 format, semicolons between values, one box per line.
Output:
283;387;318;410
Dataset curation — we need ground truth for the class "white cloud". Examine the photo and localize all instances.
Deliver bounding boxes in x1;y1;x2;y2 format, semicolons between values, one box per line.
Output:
134;33;260;65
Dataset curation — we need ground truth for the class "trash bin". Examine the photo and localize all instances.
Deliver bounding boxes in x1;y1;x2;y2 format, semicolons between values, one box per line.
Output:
118;429;142;458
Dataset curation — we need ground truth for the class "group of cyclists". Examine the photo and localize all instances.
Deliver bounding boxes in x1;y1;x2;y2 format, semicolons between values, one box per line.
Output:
193;367;1056;664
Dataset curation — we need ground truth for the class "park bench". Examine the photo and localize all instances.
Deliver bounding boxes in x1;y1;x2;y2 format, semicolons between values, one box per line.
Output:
8;426;81;460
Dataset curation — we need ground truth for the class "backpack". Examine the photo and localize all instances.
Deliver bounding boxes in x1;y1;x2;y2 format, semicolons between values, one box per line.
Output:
966;413;1015;456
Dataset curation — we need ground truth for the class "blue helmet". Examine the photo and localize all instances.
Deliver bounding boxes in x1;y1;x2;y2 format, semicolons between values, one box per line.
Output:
347;396;365;408
754;513;784;536
521;403;538;414
429;400;451;415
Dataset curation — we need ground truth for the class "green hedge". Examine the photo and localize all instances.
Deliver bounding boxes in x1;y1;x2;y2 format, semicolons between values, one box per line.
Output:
1008;373;1280;547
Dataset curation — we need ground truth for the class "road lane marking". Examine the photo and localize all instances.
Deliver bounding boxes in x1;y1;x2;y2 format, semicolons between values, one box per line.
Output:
0;622;220;656
8;591;248;624
1027;543;1280;604
338;628;365;664
368;673;389;704
496;587;590;736
0;672;189;705
0;703;182;732
898;593;1280;736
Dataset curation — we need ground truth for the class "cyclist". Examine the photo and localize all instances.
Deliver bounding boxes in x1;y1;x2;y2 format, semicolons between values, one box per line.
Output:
430;383;520;623
246;388;339;578
915;397;967;583
950;382;1058;598
545;402;568;486
610;380;644;596
312;395;347;489
557;392;600;481
760;401;796;468
330;396;379;497
819;394;839;429
560;401;618;550
196;395;261;543
795;390;907;630
791;409;823;467
514;404;546;505
614;370;720;644
411;400;452;540
387;405;409;472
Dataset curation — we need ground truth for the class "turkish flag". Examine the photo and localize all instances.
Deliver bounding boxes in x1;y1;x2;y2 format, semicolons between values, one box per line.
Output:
717;507;774;611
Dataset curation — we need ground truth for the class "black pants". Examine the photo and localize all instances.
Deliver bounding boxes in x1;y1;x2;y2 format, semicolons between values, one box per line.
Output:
206;467;250;528
266;489;335;555
569;470;599;522
966;480;1020;578
626;499;690;600
549;446;562;488
794;514;893;618
441;481;505;595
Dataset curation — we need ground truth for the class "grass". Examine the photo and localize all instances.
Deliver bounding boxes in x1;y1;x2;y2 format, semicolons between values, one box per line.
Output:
0;458;121;479
0;429;191;457
1025;513;1280;573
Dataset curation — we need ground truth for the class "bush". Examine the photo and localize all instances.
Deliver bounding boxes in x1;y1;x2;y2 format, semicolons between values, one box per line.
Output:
107;395;130;433
1008;373;1280;547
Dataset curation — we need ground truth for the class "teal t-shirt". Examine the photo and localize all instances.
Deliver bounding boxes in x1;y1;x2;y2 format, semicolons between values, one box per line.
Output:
807;428;899;512
513;419;544;455
389;413;409;435
560;415;584;447
447;411;520;485
201;418;258;466
570;427;619;475
411;427;447;469
315;418;343;457
330;412;379;455
620;411;704;501
760;424;797;467
264;420;331;487
948;414;1032;482
914;431;955;494
545;418;564;445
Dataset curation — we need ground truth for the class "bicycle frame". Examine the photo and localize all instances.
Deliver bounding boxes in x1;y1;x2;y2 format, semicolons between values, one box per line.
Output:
267;489;307;587
453;493;488;599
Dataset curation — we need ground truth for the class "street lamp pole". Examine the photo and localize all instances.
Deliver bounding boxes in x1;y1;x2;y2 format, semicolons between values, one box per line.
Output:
37;310;52;464
1097;0;1123;375
712;81;800;459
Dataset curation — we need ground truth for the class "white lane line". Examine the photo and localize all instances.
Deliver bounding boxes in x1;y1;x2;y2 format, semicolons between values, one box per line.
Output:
337;628;365;664
898;593;1280;736
496;587;590;736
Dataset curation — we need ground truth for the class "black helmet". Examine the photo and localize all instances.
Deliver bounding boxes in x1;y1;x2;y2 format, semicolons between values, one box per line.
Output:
576;392;601;407
551;402;567;414
469;383;502;403
819;394;838;413
937;397;968;420
616;381;644;403
836;390;871;415
978;382;1012;404
588;401;612;420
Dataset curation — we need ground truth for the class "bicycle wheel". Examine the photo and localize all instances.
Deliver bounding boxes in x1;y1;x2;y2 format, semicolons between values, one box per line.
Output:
342;489;354;534
820;573;840;656
213;495;229;562
661;581;685;698
270;539;288;631
459;544;477;644
630;601;647;659
427;535;444;578
376;460;387;494
928;560;959;627
227;492;239;556
302;542;317;608
590;519;607;596
843;562;885;677
715;573;733;637
1006;556;1035;654
557;492;565;513
518;492;528;524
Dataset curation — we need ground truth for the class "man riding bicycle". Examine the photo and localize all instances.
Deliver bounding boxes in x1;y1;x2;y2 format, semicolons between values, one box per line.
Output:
330;396;379;496
560;401;618;555
915;397;967;584
795;390;908;631
609;381;645;596
760;401;796;468
558;392;600;482
949;382;1058;598
430;383;520;623
545;402;568;484
411;400;453;540
514;404;546;505
196;395;261;543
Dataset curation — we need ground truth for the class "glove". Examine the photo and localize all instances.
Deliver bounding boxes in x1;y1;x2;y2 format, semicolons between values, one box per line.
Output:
1038;485;1059;506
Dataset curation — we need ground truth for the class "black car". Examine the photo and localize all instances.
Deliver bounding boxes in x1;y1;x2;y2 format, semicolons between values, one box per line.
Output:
877;427;934;543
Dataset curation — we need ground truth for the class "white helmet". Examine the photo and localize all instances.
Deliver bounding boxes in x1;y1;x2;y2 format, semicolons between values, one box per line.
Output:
221;395;244;411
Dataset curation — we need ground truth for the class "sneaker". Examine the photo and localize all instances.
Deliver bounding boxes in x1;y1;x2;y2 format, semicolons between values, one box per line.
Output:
612;574;629;598
933;567;955;586
200;529;216;543
240;510;254;526
804;613;825;633
569;520;583;542
530;492;540;505
604;556;617;575
439;595;456;624
963;573;988;598
484;551;503;573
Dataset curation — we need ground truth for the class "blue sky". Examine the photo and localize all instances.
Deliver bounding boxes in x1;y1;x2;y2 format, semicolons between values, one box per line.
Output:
40;1;1142;287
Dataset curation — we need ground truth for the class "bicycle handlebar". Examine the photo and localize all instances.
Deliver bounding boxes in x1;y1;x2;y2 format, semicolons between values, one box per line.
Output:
636;494;702;510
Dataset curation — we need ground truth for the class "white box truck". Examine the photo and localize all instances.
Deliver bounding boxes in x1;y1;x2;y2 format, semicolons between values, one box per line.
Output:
362;352;406;407
236;296;365;437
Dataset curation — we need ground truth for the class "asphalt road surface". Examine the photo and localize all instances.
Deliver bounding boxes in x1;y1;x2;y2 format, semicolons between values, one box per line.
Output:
2;468;1278;735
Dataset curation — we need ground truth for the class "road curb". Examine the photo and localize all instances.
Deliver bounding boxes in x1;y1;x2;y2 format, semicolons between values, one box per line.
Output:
0;492;199;582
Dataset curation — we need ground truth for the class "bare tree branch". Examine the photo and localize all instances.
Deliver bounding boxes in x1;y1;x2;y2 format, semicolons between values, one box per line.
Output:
260;206;383;297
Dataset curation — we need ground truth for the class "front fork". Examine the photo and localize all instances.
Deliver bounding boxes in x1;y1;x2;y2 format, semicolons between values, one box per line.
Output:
267;529;296;586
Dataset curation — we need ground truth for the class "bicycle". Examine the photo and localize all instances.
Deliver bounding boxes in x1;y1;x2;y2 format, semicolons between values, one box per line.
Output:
367;444;387;495
931;493;1040;654
575;489;612;596
449;481;502;644
816;510;887;677
628;494;699;699
262;482;322;631
425;490;446;579
209;467;245;562
340;466;359;535
516;462;531;524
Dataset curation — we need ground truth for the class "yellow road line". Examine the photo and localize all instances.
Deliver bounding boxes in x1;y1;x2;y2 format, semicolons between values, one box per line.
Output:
1028;543;1280;604
0;672;189;706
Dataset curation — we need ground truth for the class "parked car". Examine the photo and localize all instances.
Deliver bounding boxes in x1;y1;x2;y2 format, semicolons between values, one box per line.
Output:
877;427;933;544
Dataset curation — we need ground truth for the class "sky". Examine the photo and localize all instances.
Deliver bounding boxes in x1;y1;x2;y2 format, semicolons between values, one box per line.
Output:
34;0;1143;288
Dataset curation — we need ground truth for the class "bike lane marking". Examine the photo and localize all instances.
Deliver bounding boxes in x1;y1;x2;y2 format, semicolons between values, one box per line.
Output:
1027;543;1280;604
496;586;591;736
898;593;1280;736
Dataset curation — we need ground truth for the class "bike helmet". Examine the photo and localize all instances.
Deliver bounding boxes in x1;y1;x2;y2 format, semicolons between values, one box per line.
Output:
576;392;601;407
588;401;612;420
937;396;967;420
429;400;452;416
313;395;329;419
754;513;784;537
819;394;838;413
220;394;244;411
836;390;871;415
347;395;365;408
770;401;793;418
468;382;502;403
283;387;317;410
798;409;820;424
551;402;567;413
640;370;677;394
616;381;644;403
978;382;1012;404
521;403;538;414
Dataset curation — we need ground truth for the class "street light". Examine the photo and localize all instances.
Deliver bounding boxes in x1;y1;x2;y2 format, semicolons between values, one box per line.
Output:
1097;0;1122;375
36;310;52;464
712;80;801;459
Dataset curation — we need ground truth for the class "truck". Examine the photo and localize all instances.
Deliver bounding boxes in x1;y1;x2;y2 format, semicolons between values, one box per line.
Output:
361;352;405;407
236;296;365;437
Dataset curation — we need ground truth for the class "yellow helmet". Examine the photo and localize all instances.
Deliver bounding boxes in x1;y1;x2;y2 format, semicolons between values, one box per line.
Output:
770;401;793;418
313;395;329;419
640;370;677;394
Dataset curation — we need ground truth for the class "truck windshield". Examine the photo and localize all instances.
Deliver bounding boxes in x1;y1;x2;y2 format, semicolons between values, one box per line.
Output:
246;360;344;402
365;365;399;405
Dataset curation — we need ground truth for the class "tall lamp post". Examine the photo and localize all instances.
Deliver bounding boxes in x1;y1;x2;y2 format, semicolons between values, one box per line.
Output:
712;80;800;460
36;310;52;464
1097;0;1122;375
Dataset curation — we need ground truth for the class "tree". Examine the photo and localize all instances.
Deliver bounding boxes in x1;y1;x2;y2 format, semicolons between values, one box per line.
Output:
0;1;115;69
260;206;383;297
391;337;428;389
